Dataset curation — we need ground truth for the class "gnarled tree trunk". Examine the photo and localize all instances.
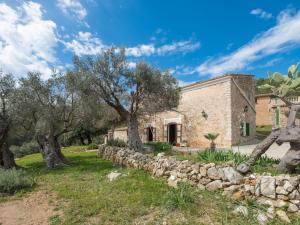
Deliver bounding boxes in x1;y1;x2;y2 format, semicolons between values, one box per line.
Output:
0;126;17;169
237;129;280;173
37;134;69;168
127;114;144;152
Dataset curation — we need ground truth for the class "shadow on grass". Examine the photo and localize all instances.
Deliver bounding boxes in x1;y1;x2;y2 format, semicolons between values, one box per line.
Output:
19;153;116;178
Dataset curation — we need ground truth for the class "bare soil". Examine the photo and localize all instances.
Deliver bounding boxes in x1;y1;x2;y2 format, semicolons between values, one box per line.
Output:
0;191;63;225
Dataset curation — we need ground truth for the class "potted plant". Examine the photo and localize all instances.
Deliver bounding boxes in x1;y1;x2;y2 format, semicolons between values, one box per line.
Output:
204;133;219;151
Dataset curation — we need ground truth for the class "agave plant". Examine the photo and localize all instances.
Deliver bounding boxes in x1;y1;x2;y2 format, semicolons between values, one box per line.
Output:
204;133;219;151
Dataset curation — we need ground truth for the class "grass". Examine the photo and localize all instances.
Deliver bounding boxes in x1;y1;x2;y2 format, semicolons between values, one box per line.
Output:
0;146;298;224
256;125;272;136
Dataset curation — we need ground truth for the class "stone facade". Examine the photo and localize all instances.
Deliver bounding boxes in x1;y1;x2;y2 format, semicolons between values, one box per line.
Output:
108;127;128;141
99;145;300;216
140;74;256;148
255;95;300;128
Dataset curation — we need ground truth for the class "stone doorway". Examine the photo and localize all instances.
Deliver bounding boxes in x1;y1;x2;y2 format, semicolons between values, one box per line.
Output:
146;127;154;142
168;123;177;145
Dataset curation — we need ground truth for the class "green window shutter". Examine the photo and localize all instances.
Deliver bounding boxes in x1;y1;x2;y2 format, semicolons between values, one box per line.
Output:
275;108;280;127
246;123;250;136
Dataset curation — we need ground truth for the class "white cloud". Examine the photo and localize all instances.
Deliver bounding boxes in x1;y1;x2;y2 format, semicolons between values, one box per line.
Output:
170;65;196;76
126;44;155;57
0;1;58;78
57;0;87;20
250;8;272;20
64;31;106;56
197;9;300;76
125;40;200;57
127;61;137;69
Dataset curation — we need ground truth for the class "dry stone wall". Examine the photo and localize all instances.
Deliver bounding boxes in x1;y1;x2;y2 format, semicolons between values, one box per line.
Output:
98;145;300;214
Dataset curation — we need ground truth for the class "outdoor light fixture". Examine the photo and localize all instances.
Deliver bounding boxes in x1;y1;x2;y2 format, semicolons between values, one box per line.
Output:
243;105;248;113
202;110;208;119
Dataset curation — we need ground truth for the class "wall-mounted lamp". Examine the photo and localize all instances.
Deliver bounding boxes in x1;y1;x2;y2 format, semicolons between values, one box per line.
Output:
243;105;248;113
202;110;208;119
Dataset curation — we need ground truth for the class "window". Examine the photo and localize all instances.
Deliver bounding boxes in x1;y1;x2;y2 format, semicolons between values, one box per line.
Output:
240;122;250;136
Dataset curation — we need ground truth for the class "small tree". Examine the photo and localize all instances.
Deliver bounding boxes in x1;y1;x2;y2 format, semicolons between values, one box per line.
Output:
237;63;300;173
0;72;17;168
18;72;78;168
73;47;180;152
204;133;219;151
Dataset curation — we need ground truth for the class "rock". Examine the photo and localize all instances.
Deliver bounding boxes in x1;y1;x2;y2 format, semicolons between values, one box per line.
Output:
290;199;300;205
244;184;255;194
167;175;178;188
257;212;268;225
204;163;215;169
232;190;245;200
276;186;289;195
244;177;256;186
288;203;298;213
107;171;121;181
283;181;294;193
206;180;223;190
221;167;243;184
277;195;289;201
273;199;288;208
157;152;165;157
276;210;291;223
199;166;207;177
197;183;205;190
233;206;248;217
288;189;300;200
257;198;274;207
207;167;222;180
199;178;211;185
266;207;275;219
260;176;276;199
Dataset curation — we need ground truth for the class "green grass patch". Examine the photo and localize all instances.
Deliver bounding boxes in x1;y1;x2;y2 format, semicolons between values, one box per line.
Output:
145;141;172;154
256;125;272;136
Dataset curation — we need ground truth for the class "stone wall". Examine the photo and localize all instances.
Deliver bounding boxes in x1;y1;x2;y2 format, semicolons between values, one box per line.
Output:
256;95;273;126
99;145;300;215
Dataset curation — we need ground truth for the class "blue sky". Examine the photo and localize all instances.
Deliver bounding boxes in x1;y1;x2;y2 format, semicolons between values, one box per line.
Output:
1;0;300;85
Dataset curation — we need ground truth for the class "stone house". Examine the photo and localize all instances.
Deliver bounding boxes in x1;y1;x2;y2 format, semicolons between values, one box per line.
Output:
256;94;300;128
110;74;256;148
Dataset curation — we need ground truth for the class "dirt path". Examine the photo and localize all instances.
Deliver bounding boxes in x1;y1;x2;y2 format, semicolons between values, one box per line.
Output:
0;191;63;225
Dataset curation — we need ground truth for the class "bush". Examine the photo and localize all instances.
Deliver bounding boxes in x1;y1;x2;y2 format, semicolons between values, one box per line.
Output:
197;149;279;166
87;143;98;150
165;182;197;210
145;141;172;154
10;141;40;158
107;138;127;147
0;168;35;194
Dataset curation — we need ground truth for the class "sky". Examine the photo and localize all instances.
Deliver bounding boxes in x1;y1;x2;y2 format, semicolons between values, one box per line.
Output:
1;0;300;86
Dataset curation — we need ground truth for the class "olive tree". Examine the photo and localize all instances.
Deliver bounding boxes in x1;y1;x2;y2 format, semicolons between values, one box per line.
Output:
18;72;78;168
0;72;17;168
73;47;180;151
238;64;300;173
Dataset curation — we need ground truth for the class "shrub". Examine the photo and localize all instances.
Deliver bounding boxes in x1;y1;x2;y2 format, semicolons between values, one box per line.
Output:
10;141;40;158
107;138;127;147
87;143;98;150
0;168;35;194
145;141;172;154
165;182;197;210
197;149;279;166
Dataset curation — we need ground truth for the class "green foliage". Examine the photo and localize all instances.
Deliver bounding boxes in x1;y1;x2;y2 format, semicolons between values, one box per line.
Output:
257;63;300;98
86;143;98;150
204;133;219;141
165;182;197;210
145;141;172;154
10;141;40;158
107;138;127;147
0;169;34;194
197;149;278;166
